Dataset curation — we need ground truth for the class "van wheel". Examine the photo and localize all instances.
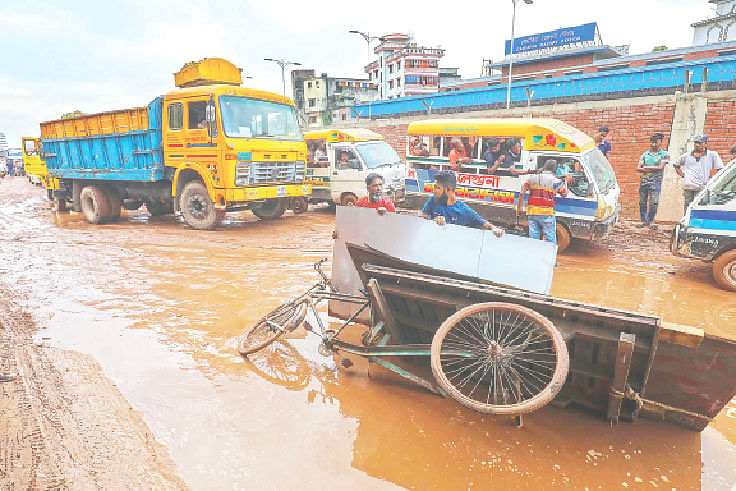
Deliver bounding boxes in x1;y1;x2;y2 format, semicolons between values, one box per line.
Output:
253;198;287;220
713;250;736;292
556;223;572;253
179;181;223;230
80;186;110;224
341;194;357;207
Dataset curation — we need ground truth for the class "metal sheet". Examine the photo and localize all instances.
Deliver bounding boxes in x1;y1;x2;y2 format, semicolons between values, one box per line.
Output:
332;206;556;302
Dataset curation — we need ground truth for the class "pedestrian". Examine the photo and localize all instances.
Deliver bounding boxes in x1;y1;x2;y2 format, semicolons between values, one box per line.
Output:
355;173;396;215
421;170;504;236
516;159;568;244
674;134;724;212
636;133;669;229
595;126;612;158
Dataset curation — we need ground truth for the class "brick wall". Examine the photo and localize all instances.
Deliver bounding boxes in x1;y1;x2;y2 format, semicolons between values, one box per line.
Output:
704;100;736;161
365;103;677;218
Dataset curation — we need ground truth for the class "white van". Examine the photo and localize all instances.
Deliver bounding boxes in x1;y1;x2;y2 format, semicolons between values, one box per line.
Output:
305;129;405;206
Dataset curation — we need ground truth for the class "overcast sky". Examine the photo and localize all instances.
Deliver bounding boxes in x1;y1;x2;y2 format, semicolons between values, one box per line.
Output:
0;0;712;147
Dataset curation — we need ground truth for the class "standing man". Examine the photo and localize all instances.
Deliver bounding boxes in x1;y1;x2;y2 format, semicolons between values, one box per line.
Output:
421;171;504;236
448;139;472;172
636;133;669;229
355;173;396;214
674;134;724;212
517;159;567;244
596;126;612;158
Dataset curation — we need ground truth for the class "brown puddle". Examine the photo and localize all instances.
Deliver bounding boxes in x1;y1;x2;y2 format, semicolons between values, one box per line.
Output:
1;178;734;489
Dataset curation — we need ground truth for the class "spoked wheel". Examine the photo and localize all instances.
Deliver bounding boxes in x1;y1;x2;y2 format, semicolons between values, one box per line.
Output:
238;301;308;356
431;302;569;415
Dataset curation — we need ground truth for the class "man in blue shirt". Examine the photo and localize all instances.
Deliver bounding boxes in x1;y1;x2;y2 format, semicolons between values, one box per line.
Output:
421;171;504;237
596;126;612;157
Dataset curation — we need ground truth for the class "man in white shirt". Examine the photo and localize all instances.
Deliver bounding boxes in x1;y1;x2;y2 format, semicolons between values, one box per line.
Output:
673;134;724;213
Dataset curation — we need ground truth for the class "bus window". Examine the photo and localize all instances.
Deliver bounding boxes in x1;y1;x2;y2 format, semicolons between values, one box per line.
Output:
408;135;431;157
431;136;442;156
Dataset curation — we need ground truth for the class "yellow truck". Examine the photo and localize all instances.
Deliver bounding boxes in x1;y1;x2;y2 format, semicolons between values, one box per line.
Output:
40;58;310;229
22;137;60;199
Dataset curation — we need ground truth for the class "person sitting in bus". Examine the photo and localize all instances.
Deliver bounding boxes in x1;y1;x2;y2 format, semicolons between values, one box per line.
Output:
355;173;396;215
314;141;327;162
421;171;504;237
504;139;537;176
409;138;423;156
482;138;507;175
448;139;472;172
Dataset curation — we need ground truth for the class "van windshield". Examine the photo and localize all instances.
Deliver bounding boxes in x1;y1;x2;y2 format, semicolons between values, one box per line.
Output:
582;149;617;194
219;96;302;140
708;163;736;205
355;141;402;169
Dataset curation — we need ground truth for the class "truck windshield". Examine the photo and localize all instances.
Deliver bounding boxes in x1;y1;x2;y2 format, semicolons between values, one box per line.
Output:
707;163;736;205
355;141;402;169
582;149;617;194
219;96;302;140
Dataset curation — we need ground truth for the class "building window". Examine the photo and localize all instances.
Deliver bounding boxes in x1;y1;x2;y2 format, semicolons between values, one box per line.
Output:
341;114;346;120
309;116;317;124
389;80;394;89
308;98;316;108
389;64;394;74
168;102;183;130
397;77;401;87
597;64;629;72
396;61;401;70
307;81;312;88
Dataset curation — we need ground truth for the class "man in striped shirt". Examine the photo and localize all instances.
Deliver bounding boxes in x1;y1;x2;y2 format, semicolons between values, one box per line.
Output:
516;159;567;244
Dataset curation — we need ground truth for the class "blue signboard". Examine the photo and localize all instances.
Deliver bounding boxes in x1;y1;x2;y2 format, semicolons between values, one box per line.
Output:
505;22;597;55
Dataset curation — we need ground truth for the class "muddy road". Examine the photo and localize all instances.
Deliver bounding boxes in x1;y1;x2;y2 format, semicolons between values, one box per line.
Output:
1;176;734;489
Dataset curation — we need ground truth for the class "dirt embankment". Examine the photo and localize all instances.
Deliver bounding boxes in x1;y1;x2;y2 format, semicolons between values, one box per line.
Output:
0;285;185;489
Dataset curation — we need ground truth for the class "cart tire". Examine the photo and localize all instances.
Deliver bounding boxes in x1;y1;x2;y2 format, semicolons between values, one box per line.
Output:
80;186;110;224
179;181;224;230
431;302;569;416
556;223;572;253
238;301;308;355
713;250;736;292
252;198;287;220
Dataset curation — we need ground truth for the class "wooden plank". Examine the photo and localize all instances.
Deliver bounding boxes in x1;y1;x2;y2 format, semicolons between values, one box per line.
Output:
367;278;404;345
607;332;636;424
659;321;704;348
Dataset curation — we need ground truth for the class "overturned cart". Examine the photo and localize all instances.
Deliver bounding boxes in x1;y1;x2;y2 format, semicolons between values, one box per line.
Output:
242;208;736;430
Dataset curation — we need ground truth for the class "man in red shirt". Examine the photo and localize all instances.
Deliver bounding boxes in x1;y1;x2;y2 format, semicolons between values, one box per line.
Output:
355;173;396;215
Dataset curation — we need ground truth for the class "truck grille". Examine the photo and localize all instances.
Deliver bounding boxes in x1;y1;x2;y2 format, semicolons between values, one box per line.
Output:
236;161;303;185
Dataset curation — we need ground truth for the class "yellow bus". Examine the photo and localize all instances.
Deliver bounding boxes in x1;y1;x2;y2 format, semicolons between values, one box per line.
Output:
404;118;620;251
22;137;60;199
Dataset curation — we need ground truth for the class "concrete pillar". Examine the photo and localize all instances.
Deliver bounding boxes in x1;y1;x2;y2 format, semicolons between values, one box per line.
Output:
657;93;707;223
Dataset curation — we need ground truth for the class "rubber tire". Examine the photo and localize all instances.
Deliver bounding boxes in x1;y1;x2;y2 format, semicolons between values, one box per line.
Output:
556;223;572;253
103;187;121;222
179;181;224;230
146;200;173;216
430;302;569;416
238;301;308;355
80;186;110;224
713;250;736;292
341;194;357;207
290;196;309;214
252;198;287;220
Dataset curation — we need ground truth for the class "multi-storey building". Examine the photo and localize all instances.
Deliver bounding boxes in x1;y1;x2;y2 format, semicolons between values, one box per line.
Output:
692;0;736;44
290;68;316;124
365;33;445;99
298;73;378;127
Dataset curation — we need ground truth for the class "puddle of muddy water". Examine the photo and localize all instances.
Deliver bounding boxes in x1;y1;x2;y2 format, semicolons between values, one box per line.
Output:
1;179;734;489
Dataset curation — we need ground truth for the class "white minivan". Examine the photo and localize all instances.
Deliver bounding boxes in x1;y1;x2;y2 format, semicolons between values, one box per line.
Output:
305;129;405;206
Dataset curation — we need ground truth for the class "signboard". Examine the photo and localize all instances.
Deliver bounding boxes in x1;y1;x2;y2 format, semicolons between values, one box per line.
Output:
505;22;597;55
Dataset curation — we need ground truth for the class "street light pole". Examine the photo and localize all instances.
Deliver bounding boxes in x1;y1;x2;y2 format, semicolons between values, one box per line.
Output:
263;58;302;96
348;30;379;62
506;0;533;110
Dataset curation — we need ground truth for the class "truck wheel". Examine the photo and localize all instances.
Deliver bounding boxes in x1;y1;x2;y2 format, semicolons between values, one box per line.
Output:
80;186;110;224
252;198;287;220
341;194;357;207
290;196;309;214
556;223;572;253
179;181;224;230
103;187;121;222
713;250;736;292
54;197;67;212
146;200;173;216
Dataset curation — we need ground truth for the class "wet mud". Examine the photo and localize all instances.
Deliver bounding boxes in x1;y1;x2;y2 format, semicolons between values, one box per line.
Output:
1;176;734;489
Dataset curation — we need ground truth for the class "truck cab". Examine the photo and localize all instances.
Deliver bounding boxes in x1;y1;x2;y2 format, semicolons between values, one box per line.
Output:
305;129;405;206
671;158;736;291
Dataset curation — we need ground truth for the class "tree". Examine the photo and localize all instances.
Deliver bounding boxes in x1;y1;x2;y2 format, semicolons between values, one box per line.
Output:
652;45;668;52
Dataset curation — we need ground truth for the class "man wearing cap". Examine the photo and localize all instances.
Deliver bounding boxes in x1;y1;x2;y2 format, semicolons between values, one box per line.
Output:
674;134;724;212
421;170;504;237
636;133;669;229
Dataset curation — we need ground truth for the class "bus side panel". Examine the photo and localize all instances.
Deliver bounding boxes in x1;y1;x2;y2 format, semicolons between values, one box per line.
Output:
42;98;164;182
